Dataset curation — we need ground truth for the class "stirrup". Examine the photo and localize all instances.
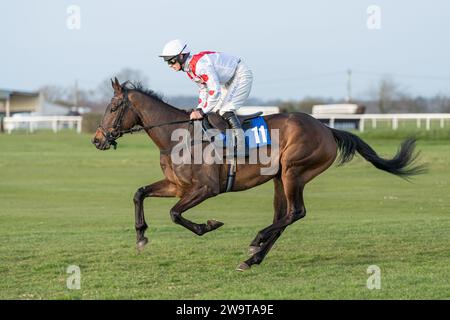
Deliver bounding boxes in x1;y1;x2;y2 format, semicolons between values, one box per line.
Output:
225;130;246;158
223;111;246;157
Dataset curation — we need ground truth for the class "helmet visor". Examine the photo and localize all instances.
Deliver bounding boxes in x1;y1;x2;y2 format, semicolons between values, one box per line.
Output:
161;55;177;62
167;57;178;65
159;44;187;61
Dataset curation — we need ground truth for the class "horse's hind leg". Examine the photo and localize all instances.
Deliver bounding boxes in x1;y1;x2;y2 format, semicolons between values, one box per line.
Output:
248;177;287;256
238;170;306;270
238;229;286;271
134;179;177;251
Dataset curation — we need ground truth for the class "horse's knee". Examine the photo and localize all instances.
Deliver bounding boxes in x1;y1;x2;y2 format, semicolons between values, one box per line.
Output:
170;209;181;223
133;187;146;204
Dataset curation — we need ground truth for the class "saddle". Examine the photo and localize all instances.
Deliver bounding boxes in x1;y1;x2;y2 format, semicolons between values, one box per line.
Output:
198;111;266;193
202;111;263;133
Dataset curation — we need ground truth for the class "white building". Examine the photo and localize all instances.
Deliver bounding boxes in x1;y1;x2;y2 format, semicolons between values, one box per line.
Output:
0;89;69;116
238;106;279;116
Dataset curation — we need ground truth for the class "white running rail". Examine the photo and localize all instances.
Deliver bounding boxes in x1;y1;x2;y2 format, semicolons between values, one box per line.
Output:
312;113;450;132
3;116;83;134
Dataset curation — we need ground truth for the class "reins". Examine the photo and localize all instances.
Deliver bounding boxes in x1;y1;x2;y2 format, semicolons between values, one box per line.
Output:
118;118;193;135
98;88;193;149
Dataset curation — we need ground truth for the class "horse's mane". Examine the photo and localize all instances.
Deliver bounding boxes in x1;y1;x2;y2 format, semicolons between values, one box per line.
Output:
121;81;164;102
121;81;189;114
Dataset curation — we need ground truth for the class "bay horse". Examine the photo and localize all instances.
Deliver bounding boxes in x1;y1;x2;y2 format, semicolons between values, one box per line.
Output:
92;78;424;271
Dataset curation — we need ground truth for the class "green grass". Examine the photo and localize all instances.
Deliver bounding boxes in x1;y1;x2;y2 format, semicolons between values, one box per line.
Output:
0;131;449;299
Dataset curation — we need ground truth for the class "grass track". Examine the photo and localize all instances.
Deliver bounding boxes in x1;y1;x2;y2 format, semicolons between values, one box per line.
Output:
0;131;449;299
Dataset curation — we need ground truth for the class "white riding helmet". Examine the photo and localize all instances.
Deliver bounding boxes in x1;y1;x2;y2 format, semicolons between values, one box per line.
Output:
159;39;190;61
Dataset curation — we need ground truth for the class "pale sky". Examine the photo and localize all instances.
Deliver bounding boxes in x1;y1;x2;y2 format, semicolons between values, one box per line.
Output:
1;0;449;101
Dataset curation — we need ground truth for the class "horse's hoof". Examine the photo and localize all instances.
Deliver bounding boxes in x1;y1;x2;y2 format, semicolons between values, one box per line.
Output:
248;246;261;256
236;262;251;272
136;237;149;252
207;219;224;231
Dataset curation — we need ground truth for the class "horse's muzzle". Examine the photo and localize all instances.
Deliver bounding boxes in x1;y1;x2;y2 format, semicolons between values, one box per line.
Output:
92;129;115;150
91;128;121;150
92;136;111;150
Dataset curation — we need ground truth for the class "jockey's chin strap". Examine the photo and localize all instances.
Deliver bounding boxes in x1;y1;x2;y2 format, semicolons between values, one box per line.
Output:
98;89;193;149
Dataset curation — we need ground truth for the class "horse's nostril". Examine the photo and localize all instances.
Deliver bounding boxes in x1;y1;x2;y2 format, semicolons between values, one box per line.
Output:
92;138;102;147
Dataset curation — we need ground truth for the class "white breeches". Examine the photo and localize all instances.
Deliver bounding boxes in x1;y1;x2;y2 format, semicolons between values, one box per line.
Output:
212;62;253;115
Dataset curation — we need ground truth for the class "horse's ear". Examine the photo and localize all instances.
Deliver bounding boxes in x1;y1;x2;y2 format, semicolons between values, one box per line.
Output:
112;77;122;94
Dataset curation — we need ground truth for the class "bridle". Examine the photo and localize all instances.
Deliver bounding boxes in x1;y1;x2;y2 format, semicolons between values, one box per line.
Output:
98;88;193;150
97;88;134;149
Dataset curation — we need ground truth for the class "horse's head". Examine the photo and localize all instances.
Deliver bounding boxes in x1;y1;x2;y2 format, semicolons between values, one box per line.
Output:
92;77;139;150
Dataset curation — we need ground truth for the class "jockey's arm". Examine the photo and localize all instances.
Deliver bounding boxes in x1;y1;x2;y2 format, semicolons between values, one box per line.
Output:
196;84;208;112
195;64;221;115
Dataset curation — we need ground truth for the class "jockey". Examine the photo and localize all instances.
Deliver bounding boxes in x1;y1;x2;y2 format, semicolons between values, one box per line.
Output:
159;39;253;156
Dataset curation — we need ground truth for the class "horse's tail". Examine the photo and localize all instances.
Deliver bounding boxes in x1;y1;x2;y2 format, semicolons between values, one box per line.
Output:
329;128;427;179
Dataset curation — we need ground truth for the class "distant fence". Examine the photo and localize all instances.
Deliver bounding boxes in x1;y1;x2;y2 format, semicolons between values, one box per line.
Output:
3;113;449;134
2;116;82;134
312;113;450;132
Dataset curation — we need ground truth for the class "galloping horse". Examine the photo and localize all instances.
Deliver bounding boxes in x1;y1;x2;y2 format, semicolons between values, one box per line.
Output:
92;78;424;271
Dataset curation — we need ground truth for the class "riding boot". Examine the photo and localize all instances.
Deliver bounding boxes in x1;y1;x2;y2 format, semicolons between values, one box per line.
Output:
222;111;246;157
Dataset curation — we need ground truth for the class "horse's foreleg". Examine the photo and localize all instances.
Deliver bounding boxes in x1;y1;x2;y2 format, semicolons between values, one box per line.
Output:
134;179;177;250
169;186;223;236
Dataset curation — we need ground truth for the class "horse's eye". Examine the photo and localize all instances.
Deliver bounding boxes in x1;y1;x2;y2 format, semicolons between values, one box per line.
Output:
110;102;120;112
110;97;121;112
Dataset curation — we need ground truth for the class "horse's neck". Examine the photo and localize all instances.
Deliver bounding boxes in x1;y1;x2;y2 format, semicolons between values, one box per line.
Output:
132;92;189;151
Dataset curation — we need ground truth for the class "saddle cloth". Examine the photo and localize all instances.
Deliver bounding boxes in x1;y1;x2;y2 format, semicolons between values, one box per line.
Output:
201;112;271;151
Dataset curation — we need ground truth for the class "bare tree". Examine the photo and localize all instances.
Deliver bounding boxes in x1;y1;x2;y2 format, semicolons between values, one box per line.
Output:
39;85;72;106
396;94;428;113
370;76;401;113
279;97;332;113
433;94;450;112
